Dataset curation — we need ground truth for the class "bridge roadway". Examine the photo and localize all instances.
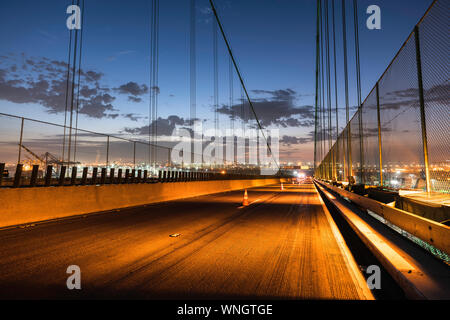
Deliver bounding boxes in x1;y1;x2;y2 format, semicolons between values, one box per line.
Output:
0;183;373;299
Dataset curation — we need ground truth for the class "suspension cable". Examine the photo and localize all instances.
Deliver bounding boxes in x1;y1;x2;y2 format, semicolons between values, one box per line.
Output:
213;16;219;165
332;0;338;178
342;0;351;179
149;0;159;166
325;0;332;178
208;0;280;170
314;0;320;172
353;0;364;183
67;0;80;164
190;0;196;122
62;0;75;164
73;0;85;163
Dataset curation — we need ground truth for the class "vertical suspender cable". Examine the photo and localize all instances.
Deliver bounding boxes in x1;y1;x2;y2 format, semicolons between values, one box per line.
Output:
213;17;219;165
62;0;75;165
190;0;196;122
229;56;235;164
190;0;196;165
149;0;159;166
155;0;160;165
74;0;85;163
314;0;320;173
149;0;154;165
325;0;332;179
353;0;364;183
229;56;234;132
332;0;338;180
342;0;351;180
320;0;326;176
67;0;80;165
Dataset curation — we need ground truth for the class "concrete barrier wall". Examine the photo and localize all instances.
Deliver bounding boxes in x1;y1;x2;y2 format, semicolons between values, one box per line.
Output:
0;178;280;228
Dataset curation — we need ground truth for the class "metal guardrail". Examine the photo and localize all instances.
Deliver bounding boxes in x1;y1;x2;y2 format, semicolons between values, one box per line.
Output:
0;162;274;188
315;179;450;256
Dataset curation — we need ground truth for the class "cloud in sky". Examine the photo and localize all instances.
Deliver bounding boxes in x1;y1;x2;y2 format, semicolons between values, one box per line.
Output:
0;54;149;119
124;115;191;137
217;88;315;128
280;135;312;145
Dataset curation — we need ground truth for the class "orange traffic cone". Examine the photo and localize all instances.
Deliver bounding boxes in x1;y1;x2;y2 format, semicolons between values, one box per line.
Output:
243;189;249;206
281;183;284;191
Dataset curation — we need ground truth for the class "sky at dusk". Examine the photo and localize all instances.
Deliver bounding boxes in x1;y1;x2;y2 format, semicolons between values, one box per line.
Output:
0;0;434;164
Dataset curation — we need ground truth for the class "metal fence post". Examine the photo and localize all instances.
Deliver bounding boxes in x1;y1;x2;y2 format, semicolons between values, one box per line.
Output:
106;136;110;168
359;108;365;184
414;26;431;193
168;149;171;167
376;82;383;187
347;124;353;182
133;141;136;169
17;117;24;164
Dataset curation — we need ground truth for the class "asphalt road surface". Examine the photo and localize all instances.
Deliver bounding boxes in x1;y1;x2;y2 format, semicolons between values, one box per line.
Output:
0;183;372;299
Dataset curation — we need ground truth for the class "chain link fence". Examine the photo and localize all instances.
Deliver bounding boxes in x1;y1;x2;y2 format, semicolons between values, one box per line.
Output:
315;0;449;194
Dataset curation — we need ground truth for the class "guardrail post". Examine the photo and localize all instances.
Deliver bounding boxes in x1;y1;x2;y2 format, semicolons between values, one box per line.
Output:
124;169;130;184
143;170;147;182
13;164;23;188
376;83;383;187
414;26;431;193
58;166;66;186
81;167;88;185
100;168;106;185
44;165;53;186
70;167;77;185
158;170;162;182
117;168;122;184
162;170;167;182
109;168;115;184
137;169;142;183
131;169;136;183
91;167;98;185
30;165;39;187
0;163;5;186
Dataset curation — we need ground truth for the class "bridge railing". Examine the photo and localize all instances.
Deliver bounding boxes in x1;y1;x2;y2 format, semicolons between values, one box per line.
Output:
0;161;274;188
0;111;276;182
315;0;449;194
